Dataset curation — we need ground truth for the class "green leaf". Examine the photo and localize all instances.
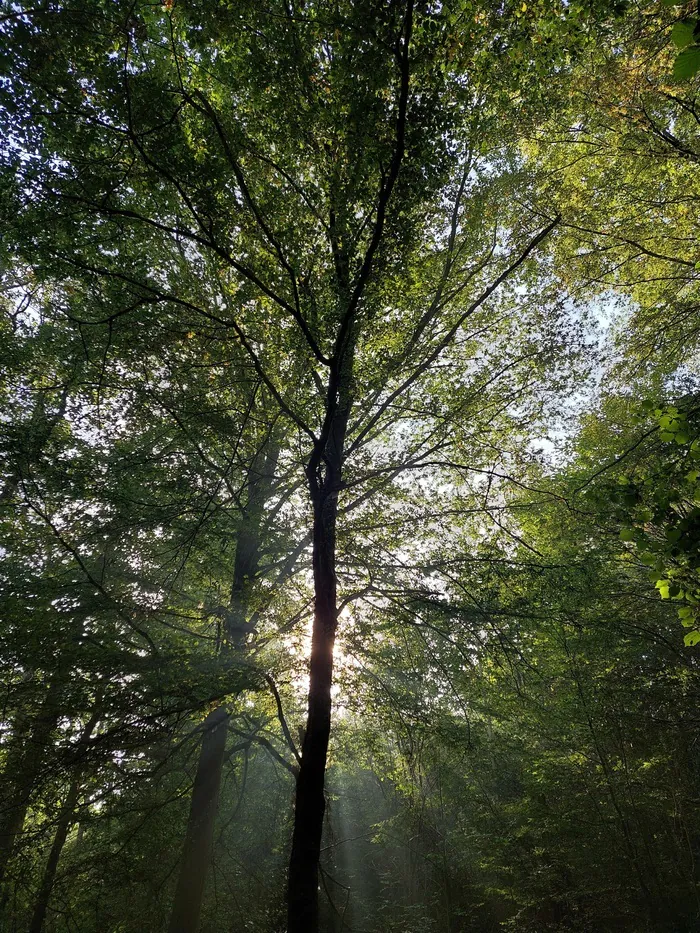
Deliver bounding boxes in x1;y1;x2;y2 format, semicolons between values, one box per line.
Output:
683;630;700;646
672;20;697;49
680;609;696;626
678;606;694;621
673;45;700;79
620;527;635;541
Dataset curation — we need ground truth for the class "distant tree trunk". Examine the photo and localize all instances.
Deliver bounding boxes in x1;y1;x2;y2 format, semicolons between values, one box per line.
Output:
167;707;229;933
0;806;28;897
0;389;70;897
0;680;60;893
169;426;278;933
28;780;78;930
28;709;99;933
226;432;280;644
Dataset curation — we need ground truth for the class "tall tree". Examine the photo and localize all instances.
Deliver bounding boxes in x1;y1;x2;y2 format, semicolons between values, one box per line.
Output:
1;0;622;926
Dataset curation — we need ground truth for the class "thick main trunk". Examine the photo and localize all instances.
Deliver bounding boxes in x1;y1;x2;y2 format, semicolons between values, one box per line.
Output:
287;488;338;933
167;707;229;933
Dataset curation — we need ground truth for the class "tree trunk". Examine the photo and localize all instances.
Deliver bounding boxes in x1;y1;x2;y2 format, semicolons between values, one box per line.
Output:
0;680;60;892
287;477;339;932
28;709;99;933
28;778;79;933
169;427;277;932
287;296;354;930
167;707;229;933
226;433;279;645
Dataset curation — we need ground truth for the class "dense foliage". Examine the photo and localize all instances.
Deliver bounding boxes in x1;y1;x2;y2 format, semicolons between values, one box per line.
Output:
1;1;699;931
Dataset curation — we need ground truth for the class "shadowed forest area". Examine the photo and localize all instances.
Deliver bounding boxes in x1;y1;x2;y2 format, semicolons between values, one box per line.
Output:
2;1;700;931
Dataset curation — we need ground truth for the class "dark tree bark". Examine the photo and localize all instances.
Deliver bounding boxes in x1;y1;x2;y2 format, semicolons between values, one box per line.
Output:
286;4;413;921
28;709;100;933
0;393;70;892
287;484;339;933
167;707;229;933
288;355;352;932
0;680;60;894
27;778;79;933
